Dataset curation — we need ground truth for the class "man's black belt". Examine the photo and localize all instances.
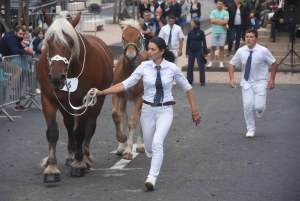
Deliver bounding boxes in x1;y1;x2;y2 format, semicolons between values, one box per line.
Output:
143;100;176;107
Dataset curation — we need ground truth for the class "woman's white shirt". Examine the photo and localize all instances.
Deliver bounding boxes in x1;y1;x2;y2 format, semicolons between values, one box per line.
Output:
122;59;192;103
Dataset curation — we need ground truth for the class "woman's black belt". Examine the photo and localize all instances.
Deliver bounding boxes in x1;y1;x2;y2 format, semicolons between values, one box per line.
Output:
143;100;176;107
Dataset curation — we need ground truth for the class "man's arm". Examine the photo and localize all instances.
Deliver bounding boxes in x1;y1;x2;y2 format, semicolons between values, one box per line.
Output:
178;38;183;56
228;63;236;88
7;37;26;55
268;61;278;90
211;18;229;25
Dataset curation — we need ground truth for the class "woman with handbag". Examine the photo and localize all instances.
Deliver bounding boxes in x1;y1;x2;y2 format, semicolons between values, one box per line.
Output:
186;20;208;86
246;0;262;30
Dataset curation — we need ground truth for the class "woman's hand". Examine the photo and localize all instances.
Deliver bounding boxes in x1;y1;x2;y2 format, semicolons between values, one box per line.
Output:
90;88;103;96
192;112;201;126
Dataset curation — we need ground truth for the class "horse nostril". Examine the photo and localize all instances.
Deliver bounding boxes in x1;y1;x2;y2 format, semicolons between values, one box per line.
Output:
61;74;66;81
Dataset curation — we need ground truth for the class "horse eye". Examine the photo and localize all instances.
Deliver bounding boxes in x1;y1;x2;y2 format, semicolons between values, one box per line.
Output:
68;41;74;47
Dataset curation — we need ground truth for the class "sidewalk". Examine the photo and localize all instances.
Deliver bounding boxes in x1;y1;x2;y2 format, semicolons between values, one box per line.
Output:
94;22;300;85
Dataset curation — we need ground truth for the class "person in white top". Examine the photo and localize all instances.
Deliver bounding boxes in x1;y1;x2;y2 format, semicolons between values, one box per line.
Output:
158;15;184;64
91;37;201;191
228;29;278;138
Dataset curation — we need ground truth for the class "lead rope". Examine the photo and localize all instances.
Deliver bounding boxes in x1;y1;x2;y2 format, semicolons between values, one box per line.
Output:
53;29;97;116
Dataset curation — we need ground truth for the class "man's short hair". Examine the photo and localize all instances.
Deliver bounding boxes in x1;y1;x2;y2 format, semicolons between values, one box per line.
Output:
245;29;258;38
143;10;151;16
14;25;26;33
217;0;224;3
168;15;176;20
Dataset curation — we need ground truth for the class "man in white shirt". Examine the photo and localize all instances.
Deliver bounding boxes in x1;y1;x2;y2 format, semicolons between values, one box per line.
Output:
228;29;278;138
158;15;184;64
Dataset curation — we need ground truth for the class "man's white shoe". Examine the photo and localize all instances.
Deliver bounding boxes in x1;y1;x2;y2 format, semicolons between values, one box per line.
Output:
246;130;255;138
145;176;156;190
256;110;265;118
219;62;224;68
206;61;212;68
144;145;152;158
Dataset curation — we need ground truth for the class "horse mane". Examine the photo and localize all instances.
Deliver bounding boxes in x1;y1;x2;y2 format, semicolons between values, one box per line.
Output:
119;19;144;36
44;18;80;58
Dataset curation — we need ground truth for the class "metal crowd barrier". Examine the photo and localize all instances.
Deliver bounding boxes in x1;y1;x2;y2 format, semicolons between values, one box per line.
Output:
0;54;42;122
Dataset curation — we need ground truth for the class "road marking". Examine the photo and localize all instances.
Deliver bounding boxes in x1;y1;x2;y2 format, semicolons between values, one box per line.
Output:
110;143;140;170
0;116;21;118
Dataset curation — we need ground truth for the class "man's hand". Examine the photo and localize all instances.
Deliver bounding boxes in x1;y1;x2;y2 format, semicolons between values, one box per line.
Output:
178;49;182;56
186;54;189;58
279;19;284;24
268;78;275;90
230;79;236;88
24;47;30;52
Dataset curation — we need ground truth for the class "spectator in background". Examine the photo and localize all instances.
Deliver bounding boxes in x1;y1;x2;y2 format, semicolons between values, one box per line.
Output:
155;0;166;16
269;1;296;43
172;0;182;24
190;0;201;21
141;11;156;50
186;19;208;86
21;32;33;55
246;0;262;30
164;0;174;20
207;0;229;69
226;0;247;56
178;0;190;33
260;1;278;28
152;7;167;36
0;25;31;111
32;27;44;55
159;15;184;65
139;0;150;19
149;0;155;18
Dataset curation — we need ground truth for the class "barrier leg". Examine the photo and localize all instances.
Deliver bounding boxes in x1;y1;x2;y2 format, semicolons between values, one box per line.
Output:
0;106;14;122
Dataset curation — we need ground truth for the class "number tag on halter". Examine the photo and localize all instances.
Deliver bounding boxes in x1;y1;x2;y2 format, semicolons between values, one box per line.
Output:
60;78;78;92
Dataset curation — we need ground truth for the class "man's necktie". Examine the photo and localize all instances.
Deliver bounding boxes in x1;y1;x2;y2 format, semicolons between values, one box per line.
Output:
153;66;164;105
168;26;173;46
244;51;253;81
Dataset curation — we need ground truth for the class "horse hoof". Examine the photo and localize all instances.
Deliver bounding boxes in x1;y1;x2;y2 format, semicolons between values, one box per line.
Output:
116;149;124;157
65;159;73;166
136;147;145;153
122;153;133;160
70;167;86;177
43;174;61;183
86;164;91;170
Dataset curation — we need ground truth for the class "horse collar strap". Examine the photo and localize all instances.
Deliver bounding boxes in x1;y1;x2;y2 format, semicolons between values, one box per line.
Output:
49;55;71;66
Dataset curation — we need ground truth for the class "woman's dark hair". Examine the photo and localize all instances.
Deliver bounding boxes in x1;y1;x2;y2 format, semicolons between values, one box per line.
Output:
193;20;200;28
32;27;45;37
149;37;175;63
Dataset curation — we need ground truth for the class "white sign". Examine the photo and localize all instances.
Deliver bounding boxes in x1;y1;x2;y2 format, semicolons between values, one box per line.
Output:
61;78;78;92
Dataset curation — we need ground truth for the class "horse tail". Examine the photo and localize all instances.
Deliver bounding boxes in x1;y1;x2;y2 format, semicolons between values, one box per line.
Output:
57;111;68;143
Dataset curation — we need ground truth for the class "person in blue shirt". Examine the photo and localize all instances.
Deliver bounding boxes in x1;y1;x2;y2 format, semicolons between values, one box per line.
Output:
151;7;167;36
186;20;208;86
141;11;156;50
0;25;32;111
32;27;45;55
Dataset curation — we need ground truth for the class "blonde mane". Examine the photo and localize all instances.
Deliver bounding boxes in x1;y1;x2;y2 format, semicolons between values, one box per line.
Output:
119;19;144;36
44;18;80;57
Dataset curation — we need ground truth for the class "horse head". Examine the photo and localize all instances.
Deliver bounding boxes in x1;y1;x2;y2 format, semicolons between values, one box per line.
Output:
119;19;144;66
43;11;81;89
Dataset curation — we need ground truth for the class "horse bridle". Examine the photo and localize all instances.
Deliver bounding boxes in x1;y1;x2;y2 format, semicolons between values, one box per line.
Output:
47;53;74;79
122;27;144;56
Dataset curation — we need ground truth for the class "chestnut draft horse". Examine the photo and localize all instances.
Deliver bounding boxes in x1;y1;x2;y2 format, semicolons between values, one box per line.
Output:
112;19;148;160
37;12;113;183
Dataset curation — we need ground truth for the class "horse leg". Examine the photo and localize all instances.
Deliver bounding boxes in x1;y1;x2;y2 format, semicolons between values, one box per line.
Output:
112;94;127;155
122;96;143;160
117;98;128;156
70;111;90;177
40;96;61;183
134;96;145;153
58;110;75;166
82;97;105;170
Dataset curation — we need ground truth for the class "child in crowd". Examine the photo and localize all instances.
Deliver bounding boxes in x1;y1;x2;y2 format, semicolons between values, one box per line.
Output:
21;32;33;54
32;27;45;55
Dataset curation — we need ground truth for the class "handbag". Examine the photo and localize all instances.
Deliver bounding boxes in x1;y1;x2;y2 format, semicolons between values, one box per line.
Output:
201;47;207;64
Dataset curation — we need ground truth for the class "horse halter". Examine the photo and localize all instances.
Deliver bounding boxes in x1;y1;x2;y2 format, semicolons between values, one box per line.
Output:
122;27;144;55
47;52;74;78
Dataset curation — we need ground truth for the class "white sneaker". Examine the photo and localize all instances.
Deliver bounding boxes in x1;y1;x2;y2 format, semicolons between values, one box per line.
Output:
206;61;212;68
145;176;156;190
246;130;255;138
173;80;177;85
219;62;224;68
256;109;265;118
144;145;152;158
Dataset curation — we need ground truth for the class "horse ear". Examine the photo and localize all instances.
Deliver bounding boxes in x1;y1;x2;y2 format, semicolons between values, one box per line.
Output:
118;19;123;29
70;12;82;28
139;20;144;29
43;10;53;26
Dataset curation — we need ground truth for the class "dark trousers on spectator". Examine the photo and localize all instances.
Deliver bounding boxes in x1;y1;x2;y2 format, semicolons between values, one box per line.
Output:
187;49;205;84
228;25;242;52
270;21;296;41
248;19;260;30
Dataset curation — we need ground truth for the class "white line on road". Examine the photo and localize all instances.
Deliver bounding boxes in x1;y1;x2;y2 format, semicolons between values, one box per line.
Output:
110;143;140;170
0;116;21;118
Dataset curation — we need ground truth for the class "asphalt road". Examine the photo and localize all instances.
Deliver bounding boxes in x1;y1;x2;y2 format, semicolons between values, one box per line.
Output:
0;83;300;201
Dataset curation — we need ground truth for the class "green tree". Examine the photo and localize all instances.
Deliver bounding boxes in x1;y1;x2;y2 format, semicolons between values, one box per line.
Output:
241;0;247;5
